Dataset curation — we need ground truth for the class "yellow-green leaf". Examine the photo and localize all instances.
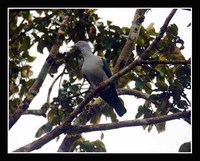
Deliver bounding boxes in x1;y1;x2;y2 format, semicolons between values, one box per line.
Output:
155;81;168;91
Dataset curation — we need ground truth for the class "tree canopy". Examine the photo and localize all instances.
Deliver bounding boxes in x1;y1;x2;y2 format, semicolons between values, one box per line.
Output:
9;9;191;152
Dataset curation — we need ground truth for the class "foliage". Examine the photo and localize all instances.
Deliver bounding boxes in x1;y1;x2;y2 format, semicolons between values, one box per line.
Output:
9;9;191;152
178;141;191;152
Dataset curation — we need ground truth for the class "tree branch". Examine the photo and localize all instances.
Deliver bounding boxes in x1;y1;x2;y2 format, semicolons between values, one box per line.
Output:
141;9;177;59
57;134;81;152
9;11;71;129
117;88;149;100
14;110;190;152
23;109;46;117
114;9;148;73
75;111;190;133
47;70;65;103
140;59;190;65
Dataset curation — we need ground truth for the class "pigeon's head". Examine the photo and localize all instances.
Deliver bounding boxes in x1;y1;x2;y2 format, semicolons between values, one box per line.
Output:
73;41;92;54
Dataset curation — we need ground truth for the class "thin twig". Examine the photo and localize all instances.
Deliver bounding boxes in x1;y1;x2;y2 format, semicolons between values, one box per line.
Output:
23;109;46;117
47;69;65;103
140;59;190;65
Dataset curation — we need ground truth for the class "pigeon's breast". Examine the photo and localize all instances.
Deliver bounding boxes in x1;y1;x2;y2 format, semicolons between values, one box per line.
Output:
82;57;106;87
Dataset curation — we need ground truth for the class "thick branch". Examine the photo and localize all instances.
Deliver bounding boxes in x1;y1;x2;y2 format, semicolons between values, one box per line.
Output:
9;11;70;129
14;110;190;152
114;9;148;73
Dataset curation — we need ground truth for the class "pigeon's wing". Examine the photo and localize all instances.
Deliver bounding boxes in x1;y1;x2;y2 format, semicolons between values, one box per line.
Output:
101;58;112;78
83;73;93;87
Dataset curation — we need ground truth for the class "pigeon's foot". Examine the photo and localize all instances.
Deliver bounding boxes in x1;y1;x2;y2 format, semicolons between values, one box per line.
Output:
89;86;100;96
99;81;105;88
89;86;95;93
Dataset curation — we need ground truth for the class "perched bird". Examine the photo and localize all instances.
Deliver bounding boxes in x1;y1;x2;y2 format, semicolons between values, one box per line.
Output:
74;41;127;117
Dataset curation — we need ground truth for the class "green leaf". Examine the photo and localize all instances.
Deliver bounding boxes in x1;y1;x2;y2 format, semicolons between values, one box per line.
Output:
69;84;78;94
166;24;178;36
146;23;157;36
21;65;33;78
90;113;101;125
77;97;84;104
137;36;145;46
155;64;167;77
136;45;144;56
21;36;31;51
26;78;35;88
135;79;144;89
13;23;26;38
149;94;159;102
179;142;191;152
47;109;55;123
180;76;191;89
107;20;112;26
147;124;153;132
176;100;188;109
35;125;45;138
100;132;104;140
91;140;106;152
155;122;166;133
109;25;121;32
37;39;46;54
41;102;50;113
35;24;48;34
22;11;30;20
22;51;36;62
155;80;168;91
169;47;185;60
9;81;19;96
35;123;52;138
135;105;144;119
135;105;152;119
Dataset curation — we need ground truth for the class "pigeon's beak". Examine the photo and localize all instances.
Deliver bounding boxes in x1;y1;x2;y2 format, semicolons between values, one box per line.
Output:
72;44;81;55
71;44;76;52
73;44;79;51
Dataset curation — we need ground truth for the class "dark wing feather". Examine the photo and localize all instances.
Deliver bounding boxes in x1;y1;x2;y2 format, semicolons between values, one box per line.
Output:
102;58;112;78
83;73;93;87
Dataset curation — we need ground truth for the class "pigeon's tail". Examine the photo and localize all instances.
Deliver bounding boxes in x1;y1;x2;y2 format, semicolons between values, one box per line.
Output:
100;85;127;117
110;98;127;117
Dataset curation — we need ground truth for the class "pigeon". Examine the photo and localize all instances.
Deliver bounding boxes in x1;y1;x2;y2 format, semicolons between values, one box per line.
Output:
74;41;127;117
